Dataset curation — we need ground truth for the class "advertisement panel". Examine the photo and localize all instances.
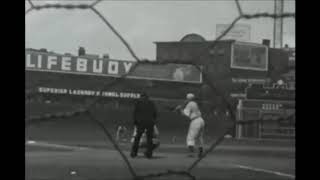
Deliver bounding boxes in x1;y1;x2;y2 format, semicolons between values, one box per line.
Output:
216;24;251;42
25;50;202;84
231;42;268;71
246;86;295;101
288;49;295;61
284;48;295;67
37;87;141;99
241;100;295;110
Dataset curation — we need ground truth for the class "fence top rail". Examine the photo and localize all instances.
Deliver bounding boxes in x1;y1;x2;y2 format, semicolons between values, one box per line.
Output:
261;127;295;130
261;133;295;137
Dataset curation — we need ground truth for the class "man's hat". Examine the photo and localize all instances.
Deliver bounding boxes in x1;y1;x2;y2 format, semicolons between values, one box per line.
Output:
186;93;195;100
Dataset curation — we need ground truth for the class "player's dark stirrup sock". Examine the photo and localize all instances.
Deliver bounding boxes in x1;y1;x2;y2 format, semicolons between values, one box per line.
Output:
198;147;203;157
188;146;194;153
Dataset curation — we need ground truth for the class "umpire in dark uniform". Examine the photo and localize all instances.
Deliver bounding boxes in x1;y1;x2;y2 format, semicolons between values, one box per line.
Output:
130;92;157;159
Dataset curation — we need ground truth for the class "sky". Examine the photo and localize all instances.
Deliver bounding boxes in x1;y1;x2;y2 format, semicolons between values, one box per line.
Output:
25;0;295;61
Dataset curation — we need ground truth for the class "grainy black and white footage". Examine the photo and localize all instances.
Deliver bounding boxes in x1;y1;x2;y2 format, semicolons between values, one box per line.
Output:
26;0;295;180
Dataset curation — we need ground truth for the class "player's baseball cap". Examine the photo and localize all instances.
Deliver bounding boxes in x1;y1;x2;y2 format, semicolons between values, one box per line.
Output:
186;93;195;100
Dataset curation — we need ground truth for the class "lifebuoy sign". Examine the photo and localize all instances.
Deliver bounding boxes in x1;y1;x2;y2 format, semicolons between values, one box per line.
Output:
25;50;202;83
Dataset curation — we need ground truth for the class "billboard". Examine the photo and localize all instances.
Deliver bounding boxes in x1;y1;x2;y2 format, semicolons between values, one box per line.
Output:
25;50;202;84
38;87;141;99
241;100;295;111
288;49;295;61
231;42;268;71
246;86;295;101
216;24;251;42
284;48;295;67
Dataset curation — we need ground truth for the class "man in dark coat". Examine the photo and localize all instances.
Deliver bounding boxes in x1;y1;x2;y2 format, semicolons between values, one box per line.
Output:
130;92;157;159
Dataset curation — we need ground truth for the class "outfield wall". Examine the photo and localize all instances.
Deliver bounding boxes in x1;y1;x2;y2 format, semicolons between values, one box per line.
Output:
26;102;233;144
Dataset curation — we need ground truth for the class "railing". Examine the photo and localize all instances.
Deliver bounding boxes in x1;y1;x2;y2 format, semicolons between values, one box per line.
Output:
261;127;295;138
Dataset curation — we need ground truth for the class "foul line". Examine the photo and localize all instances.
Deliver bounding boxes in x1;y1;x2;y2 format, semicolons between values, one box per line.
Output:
26;140;89;150
232;164;295;179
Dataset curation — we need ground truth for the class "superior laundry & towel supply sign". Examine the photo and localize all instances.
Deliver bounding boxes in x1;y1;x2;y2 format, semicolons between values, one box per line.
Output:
38;87;141;99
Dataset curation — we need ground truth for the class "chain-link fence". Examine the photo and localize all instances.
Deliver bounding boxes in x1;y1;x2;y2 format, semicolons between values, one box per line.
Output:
25;0;295;179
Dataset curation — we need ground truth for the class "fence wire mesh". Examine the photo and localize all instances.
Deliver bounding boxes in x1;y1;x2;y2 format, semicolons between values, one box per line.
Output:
25;0;295;179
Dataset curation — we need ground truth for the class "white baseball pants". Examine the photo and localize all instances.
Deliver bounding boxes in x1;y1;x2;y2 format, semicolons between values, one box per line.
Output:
186;117;205;147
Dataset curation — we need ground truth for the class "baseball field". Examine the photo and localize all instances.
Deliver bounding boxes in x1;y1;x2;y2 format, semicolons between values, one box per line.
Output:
26;114;295;180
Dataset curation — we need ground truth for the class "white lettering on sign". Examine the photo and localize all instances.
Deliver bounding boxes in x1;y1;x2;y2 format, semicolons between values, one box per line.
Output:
123;62;133;73
289;52;295;61
108;61;119;74
37;55;42;68
61;57;71;71
38;87;67;94
120;92;140;99
232;78;269;84
26;50;202;83
262;103;283;111
102;91;120;97
77;58;87;72
230;93;246;98
47;56;57;69
26;54;35;68
37;87;141;99
95;91;101;96
93;60;103;73
69;89;96;96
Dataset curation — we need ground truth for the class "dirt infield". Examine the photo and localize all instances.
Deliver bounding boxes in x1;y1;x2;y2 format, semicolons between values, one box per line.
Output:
26;141;295;180
26;106;295;180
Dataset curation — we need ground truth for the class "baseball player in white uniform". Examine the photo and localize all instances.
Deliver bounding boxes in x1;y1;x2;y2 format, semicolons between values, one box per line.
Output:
176;93;205;158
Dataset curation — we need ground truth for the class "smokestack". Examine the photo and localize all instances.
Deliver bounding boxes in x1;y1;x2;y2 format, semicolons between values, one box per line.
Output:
40;48;47;52
78;47;86;56
262;39;270;47
103;54;110;59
